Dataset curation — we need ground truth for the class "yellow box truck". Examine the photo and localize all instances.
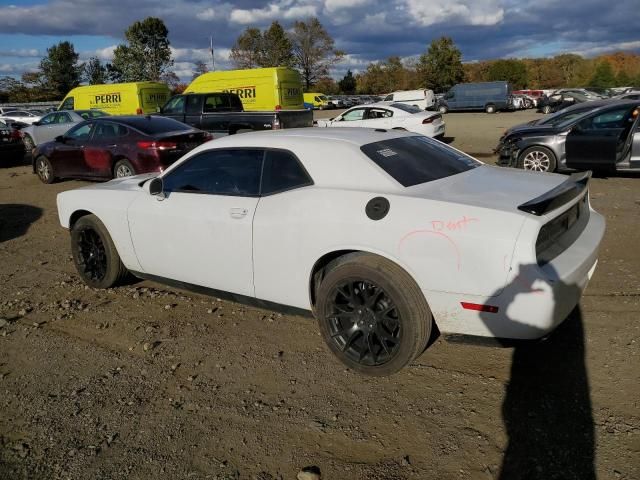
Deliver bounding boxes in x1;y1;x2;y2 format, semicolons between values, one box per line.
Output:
58;82;171;115
185;67;304;111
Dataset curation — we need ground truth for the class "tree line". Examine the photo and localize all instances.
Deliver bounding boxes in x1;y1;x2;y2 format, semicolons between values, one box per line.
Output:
2;15;639;103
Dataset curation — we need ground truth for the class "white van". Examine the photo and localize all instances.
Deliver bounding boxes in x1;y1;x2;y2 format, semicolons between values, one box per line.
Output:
383;89;435;110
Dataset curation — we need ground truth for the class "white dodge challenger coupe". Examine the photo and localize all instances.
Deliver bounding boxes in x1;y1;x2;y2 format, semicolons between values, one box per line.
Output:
315;102;445;138
57;128;604;375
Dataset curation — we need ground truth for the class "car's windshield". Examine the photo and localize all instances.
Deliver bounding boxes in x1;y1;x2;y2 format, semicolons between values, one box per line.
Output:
360;135;480;187
389;103;422;113
540;108;593;126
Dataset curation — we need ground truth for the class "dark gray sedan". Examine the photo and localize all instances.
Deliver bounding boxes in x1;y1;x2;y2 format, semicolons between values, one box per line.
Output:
496;100;640;173
21;110;108;151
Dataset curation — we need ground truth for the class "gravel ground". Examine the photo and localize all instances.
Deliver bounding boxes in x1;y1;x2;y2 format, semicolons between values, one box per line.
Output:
0;110;638;480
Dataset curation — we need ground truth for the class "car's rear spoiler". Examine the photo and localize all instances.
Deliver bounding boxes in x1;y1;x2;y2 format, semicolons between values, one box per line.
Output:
518;171;591;216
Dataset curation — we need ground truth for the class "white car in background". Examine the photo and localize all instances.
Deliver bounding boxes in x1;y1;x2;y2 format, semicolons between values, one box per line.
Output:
0;109;41;125
315;102;445;138
21;109;108;151
57;128;604;376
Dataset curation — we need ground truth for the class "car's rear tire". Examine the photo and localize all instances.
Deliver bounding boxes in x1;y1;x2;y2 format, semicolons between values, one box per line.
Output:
70;214;129;289
542;105;552;114
517;146;557;173
35;156;55;184
316;253;432;376
485;104;496;113
113;159;136;178
438;105;448;114
23;134;35;154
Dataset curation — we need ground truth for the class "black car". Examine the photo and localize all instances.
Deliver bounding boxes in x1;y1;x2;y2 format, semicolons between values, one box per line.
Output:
0;119;25;160
537;92;591;114
496;100;640;173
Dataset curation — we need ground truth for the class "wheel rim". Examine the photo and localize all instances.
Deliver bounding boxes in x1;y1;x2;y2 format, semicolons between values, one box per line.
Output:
37;158;50;181
76;228;107;282
326;280;402;366
24;136;34;150
523;150;551;172
116;164;133;177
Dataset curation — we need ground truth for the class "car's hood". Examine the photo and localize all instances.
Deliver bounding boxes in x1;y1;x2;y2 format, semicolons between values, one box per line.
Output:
406;165;568;214
502;124;562;140
80;173;157;192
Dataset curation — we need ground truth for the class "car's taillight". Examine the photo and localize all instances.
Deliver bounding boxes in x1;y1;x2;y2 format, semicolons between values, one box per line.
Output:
422;114;441;125
275;104;282;111
203;132;214;142
137;141;177;150
10;130;22;140
136;108;143;115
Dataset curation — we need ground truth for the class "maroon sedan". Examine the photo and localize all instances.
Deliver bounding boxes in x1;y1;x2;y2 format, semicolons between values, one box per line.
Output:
32;116;212;183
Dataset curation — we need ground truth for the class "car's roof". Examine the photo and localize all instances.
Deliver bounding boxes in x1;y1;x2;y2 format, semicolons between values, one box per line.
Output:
219;126;414;146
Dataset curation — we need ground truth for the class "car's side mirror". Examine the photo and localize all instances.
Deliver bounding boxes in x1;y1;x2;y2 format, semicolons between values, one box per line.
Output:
33;121;41;126
54;135;65;143
149;177;164;196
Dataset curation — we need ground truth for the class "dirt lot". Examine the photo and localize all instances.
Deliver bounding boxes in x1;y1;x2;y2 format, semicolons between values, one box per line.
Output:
0;110;638;480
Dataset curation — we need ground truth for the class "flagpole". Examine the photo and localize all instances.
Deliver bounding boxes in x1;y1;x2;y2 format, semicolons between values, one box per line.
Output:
210;36;215;70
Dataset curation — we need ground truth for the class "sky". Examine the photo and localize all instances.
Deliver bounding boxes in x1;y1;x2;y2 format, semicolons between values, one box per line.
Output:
0;0;639;81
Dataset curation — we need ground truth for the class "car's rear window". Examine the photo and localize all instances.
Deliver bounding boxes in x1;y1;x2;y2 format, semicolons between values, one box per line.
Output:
116;116;193;134
390;103;421;113
79;110;108;119
360;136;480;187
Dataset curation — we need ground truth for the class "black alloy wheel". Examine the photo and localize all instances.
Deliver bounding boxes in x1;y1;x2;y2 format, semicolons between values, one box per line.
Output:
75;227;108;283
316;253;432;376
71;214;129;289
327;279;401;366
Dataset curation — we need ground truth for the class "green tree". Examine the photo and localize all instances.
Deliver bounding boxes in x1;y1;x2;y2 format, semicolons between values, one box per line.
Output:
39;41;83;98
615;69;633;87
84;56;106;85
553;54;586;87
339;69;356;94
111;17;174;82
589;61;616;88
485;59;528;89
290;17;344;89
417;37;465;93
192;60;209;81
230;27;264;69
262;21;294;67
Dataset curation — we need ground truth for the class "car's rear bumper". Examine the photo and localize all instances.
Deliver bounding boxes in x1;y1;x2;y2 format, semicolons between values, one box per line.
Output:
426;209;605;340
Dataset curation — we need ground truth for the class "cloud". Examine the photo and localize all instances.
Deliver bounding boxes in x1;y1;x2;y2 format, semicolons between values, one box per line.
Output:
0;0;638;82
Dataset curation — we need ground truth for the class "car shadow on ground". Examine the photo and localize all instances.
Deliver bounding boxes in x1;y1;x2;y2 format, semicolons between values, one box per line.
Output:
0;203;43;243
1;153;30;169
479;263;595;480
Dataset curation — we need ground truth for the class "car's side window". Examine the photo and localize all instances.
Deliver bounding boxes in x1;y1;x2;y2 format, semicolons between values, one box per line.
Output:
261;149;313;195
39;113;56;125
163;149;264;196
94;122;127;139
66;123;93;141
582;108;631;130
367;108;392;119
341;109;366;121
55;113;72;123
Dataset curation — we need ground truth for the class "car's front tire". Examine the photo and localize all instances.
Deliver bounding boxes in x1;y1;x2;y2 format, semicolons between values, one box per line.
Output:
71;214;129;289
518;145;557;173
35;156;55;184
316;253;432;376
542;105;552;114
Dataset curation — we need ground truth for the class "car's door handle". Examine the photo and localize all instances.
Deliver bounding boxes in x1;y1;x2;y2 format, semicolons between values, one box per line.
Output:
230;207;248;219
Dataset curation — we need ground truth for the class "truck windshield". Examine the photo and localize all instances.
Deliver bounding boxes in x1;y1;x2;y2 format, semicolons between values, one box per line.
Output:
360;136;480;187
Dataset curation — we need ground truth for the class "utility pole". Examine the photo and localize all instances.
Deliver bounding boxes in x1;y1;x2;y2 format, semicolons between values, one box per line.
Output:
210;36;215;71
